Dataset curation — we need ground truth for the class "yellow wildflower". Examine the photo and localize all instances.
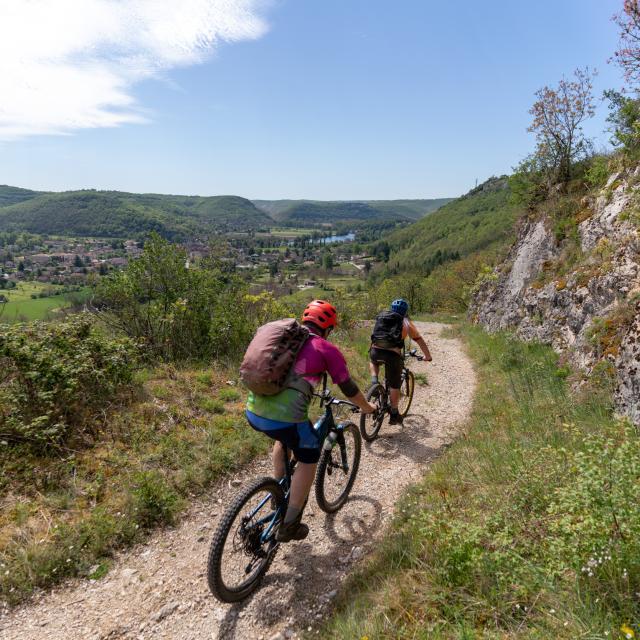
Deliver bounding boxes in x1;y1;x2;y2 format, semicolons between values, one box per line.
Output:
621;623;635;639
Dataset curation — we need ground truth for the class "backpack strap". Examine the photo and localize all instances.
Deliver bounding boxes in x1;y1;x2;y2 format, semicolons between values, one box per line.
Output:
283;332;315;399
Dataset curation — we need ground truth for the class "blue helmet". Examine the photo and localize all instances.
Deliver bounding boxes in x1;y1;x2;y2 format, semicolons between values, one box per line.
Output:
391;298;409;316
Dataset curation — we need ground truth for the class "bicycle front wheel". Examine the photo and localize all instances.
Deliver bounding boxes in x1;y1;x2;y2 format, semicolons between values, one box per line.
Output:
360;384;386;442
207;477;284;603
398;369;415;417
315;422;361;513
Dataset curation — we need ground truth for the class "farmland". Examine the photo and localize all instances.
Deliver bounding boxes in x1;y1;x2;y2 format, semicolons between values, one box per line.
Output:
0;282;88;322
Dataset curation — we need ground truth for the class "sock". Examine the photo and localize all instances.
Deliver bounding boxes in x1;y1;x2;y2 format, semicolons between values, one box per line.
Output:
284;505;302;525
390;407;399;415
371;375;379;385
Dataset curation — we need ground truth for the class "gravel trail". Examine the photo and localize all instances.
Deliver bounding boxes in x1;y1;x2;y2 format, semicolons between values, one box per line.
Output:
0;322;476;640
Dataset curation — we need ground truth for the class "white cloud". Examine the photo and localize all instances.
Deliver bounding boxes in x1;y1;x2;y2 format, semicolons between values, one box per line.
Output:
0;0;269;140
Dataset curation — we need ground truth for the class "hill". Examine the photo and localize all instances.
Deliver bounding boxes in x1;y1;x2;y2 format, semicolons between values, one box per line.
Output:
0;189;273;239
0;185;43;207
253;198;451;224
382;177;519;273
366;176;522;314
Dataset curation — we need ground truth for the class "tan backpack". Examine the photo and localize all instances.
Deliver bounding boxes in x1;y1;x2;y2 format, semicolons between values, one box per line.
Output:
240;319;310;396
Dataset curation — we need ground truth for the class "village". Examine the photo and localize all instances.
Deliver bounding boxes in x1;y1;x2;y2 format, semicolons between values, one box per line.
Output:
0;230;377;318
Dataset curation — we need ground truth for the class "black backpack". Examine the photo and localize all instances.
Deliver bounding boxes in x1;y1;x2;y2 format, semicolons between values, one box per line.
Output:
371;310;404;349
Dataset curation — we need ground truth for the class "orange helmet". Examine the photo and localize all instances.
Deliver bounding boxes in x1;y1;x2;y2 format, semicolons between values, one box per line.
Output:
301;299;338;330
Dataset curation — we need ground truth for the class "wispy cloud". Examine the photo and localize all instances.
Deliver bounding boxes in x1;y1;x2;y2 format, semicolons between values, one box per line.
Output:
0;1;269;140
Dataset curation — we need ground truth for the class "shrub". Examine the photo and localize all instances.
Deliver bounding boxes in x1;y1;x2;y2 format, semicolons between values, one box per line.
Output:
604;90;640;157
130;471;181;528
0;315;138;448
585;155;611;189
94;234;287;363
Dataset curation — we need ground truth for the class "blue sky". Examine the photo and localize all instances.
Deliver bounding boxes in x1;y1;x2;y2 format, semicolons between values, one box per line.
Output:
0;0;623;200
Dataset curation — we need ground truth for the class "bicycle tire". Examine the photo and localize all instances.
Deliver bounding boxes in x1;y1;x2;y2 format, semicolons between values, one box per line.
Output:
315;422;361;513
398;369;415;417
207;476;284;603
360;384;386;442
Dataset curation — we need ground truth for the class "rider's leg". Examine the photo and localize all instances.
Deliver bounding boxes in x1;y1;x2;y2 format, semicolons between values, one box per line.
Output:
285;462;316;521
389;386;400;409
369;360;380;385
272;440;288;479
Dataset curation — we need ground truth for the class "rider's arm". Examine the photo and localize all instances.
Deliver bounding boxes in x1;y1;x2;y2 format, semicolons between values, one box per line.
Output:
346;388;376;414
407;320;432;362
415;335;433;362
336;379;375;414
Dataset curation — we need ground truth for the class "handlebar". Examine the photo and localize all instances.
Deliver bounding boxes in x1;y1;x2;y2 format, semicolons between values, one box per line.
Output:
312;389;360;413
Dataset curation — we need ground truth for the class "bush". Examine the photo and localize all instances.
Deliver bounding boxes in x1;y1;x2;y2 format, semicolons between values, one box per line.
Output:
94;234;287;363
130;470;182;528
585;155;611;189
0;315;138;447
605;90;640;157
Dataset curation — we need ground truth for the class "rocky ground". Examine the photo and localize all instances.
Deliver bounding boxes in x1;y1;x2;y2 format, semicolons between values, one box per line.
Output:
0;322;476;640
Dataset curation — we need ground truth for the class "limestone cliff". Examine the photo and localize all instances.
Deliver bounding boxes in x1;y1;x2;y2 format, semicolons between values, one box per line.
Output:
471;169;640;423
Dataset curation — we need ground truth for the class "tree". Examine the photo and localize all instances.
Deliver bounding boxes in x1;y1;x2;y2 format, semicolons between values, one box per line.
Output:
17;261;24;272
613;1;640;87
74;254;83;268
604;89;640;153
528;68;596;183
322;252;334;271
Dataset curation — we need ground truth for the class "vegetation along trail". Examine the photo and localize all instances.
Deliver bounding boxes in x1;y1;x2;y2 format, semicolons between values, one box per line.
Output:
0;322;476;640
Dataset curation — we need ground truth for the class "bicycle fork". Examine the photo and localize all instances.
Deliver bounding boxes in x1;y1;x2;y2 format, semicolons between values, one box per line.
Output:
323;429;349;474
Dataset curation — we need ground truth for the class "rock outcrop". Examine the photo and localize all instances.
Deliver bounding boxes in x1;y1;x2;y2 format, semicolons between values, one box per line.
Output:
471;170;640;423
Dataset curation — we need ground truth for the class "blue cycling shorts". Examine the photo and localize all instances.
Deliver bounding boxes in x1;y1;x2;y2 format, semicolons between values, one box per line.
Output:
245;410;321;464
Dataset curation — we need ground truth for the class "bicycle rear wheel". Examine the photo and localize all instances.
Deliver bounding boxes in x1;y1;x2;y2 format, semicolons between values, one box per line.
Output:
315;422;361;513
398;369;415;417
207;477;284;603
360;384;386;442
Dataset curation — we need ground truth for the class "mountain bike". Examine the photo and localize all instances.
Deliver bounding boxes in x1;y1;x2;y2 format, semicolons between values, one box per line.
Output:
206;385;362;603
360;348;424;442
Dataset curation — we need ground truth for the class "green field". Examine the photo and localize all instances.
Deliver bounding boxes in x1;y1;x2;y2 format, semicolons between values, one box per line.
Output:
0;282;88;322
262;227;317;238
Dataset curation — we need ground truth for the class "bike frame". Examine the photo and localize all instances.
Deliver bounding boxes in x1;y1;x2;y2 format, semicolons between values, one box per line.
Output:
250;380;356;545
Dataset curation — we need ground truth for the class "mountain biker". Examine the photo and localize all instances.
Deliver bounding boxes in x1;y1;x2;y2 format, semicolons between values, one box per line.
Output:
245;300;376;543
369;298;432;425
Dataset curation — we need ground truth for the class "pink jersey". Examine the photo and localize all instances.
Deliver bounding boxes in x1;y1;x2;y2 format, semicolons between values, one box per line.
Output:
293;334;351;387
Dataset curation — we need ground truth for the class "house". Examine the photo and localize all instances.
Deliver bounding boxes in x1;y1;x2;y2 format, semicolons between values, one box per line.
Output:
30;254;51;265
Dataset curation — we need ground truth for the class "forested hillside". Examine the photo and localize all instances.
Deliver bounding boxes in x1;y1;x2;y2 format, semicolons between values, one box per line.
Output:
0;185;43;207
367;177;521;313
382;177;518;273
253;198;451;223
0;190;272;239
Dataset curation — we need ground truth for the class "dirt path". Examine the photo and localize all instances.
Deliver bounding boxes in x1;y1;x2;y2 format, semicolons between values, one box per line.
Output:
0;322;476;640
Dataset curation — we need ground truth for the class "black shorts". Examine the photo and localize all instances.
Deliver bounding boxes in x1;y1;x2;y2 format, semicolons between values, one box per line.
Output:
369;346;403;389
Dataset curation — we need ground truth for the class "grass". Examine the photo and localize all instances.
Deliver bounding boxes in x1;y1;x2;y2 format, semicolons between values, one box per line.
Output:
0;365;266;605
0;282;88;322
0;326;372;606
319;324;640;639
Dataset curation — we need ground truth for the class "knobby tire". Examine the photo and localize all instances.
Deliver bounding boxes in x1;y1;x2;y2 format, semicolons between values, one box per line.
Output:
315;422;361;513
207;476;284;603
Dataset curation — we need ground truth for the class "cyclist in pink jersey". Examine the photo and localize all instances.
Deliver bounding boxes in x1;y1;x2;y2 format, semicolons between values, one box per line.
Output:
246;300;376;542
